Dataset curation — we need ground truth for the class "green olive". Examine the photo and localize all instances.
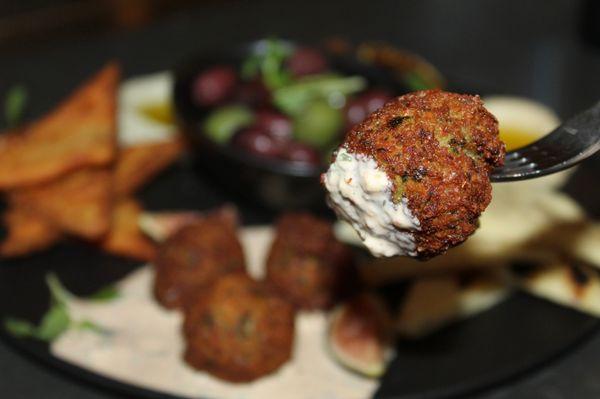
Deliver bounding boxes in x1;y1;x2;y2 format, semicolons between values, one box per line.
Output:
203;105;254;144
293;100;343;149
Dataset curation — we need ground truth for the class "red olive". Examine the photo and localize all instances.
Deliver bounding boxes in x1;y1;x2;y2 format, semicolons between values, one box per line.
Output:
283;142;322;166
287;47;329;77
255;110;293;142
344;90;393;127
234;80;270;108
192;66;237;107
231;127;283;158
362;90;393;113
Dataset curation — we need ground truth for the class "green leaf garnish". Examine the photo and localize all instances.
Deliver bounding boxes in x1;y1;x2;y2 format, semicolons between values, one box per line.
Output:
76;320;112;336
241;39;292;89
3;273;117;342
34;305;71;341
88;285;120;302
46;272;73;306
3;304;70;341
4;85;27;128
4;318;37;338
241;54;261;81
403;71;435;91
273;74;367;116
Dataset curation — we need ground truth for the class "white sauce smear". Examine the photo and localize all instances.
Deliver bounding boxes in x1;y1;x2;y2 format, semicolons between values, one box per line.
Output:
51;227;377;399
323;148;420;257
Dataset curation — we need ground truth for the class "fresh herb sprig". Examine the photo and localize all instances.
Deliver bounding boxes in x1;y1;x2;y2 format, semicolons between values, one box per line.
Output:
3;273;118;342
241;39;293;89
4;85;27;128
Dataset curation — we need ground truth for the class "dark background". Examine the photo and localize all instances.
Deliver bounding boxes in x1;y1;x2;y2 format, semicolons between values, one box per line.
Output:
0;0;599;398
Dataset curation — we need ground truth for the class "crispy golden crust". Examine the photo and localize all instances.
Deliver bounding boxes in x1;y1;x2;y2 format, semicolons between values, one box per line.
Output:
8;168;112;240
153;208;245;309
0;205;61;257
343;90;505;257
113;138;186;198
0;63;118;189
98;198;157;262
183;273;295;382
265;213;358;310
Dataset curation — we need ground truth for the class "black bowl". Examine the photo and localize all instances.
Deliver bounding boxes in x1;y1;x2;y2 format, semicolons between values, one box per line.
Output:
173;39;411;210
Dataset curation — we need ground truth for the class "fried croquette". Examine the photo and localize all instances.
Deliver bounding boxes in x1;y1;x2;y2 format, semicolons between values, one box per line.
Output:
265;213;357;310
323;90;505;258
183;273;295;382
153;207;245;309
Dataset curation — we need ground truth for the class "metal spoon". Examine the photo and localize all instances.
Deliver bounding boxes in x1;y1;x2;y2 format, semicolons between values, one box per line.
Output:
490;101;600;182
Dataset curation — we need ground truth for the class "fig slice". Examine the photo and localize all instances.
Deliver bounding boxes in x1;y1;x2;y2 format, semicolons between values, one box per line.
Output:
327;293;394;377
138;205;239;242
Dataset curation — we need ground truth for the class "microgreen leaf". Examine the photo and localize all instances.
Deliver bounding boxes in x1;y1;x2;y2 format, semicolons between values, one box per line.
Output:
3;273;116;342
46;272;74;306
3;304;70;341
76;320;112;336
4;318;37;338
34;304;70;341
4;85;27;128
88;285;120;302
241;38;292;89
403;71;434;91
241;55;261;80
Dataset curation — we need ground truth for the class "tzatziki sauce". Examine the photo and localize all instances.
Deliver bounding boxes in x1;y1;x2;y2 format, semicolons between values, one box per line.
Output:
323;147;420;257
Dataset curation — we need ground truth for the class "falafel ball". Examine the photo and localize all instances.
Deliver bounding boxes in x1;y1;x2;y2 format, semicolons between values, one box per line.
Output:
323;90;505;258
183;273;295;382
153;207;245;309
265;213;358;310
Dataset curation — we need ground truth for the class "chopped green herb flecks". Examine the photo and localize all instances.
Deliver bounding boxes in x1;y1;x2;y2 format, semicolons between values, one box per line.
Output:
338;152;352;162
393;176;406;203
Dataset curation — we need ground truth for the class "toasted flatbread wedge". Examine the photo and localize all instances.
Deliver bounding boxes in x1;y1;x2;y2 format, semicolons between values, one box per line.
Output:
396;276;461;338
113;138;185;197
569;223;600;269
0;63;118;189
99;198;157;262
0;206;61;257
396;272;509;338
9;168;112;240
510;259;600;317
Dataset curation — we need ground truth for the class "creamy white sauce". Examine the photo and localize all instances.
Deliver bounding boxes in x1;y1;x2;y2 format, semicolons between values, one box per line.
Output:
323;148;420;257
51;226;377;399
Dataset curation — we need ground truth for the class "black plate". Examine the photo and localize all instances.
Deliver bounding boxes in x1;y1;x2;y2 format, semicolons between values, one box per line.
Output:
0;156;598;399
